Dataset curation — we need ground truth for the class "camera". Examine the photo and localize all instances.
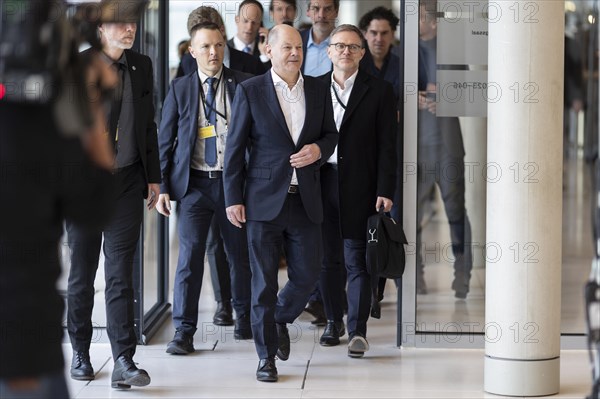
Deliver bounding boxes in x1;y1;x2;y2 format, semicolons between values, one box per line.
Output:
0;0;148;134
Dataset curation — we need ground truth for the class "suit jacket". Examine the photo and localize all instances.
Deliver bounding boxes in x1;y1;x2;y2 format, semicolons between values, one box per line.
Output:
179;45;265;77
320;70;397;239
227;37;261;59
158;67;252;201
300;28;310;74
224;71;338;224
84;48;161;193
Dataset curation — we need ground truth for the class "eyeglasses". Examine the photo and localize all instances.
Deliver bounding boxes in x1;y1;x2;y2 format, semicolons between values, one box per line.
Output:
329;43;363;53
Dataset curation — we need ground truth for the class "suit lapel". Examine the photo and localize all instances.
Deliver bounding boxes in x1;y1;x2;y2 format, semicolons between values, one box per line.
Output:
263;72;292;139
189;72;201;149
341;70;368;127
125;50;141;140
223;68;237;105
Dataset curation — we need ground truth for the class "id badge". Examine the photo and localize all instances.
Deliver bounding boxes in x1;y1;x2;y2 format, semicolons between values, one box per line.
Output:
198;125;217;140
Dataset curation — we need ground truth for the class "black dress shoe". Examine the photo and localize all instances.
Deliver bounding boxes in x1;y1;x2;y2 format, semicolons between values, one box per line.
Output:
111;354;151;389
256;357;278;382
451;274;469;299
234;313;253;340
213;301;234;326
319;321;345;347
166;330;195;354
276;323;290;361
70;350;94;381
305;300;327;326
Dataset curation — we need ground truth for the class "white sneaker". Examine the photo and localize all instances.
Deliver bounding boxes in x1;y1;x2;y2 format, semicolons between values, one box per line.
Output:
347;335;369;358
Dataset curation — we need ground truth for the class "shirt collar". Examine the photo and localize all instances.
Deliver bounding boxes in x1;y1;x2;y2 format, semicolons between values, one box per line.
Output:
307;30;330;48
233;35;254;52
198;68;223;85
100;50;128;67
271;69;304;89
332;69;359;92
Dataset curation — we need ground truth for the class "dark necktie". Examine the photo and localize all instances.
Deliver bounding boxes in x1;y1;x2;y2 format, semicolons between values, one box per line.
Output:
109;62;125;150
205;76;217;167
243;45;252;54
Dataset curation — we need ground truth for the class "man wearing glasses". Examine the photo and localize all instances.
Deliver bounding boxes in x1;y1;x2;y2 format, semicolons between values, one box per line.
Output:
317;24;397;357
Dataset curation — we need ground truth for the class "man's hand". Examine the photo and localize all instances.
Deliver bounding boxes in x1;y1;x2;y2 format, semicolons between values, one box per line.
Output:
376;196;393;213
258;27;269;55
226;205;246;228
147;184;160;210
290;144;321;169
156;193;171;217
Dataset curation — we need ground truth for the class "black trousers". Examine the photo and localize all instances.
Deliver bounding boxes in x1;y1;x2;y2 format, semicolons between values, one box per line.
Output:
172;173;251;335
66;163;144;360
319;164;346;323
246;193;322;359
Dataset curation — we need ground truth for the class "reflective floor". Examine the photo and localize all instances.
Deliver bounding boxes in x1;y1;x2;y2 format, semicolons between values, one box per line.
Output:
63;276;593;398
60;147;596;398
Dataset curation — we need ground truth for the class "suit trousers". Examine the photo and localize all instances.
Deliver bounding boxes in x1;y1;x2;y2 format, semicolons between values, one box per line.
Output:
416;144;473;281
246;194;322;359
206;216;231;303
344;239;370;338
172;173;251;335
319;164;346;323
66;163;144;360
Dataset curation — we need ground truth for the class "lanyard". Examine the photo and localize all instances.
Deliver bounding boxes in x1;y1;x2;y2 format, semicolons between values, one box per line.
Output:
331;84;347;110
199;73;228;123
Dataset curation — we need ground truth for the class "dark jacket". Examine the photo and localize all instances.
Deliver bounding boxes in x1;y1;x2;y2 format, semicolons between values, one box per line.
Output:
224;71;338;224
320;69;398;238
158;67;252;200
0;102;113;378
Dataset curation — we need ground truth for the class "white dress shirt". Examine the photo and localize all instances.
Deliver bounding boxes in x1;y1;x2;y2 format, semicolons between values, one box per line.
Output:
271;69;305;185
191;68;231;171
232;36;254;53
328;70;358;164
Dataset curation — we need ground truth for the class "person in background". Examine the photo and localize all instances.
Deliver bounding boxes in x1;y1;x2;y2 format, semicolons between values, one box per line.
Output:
177;6;265;77
300;0;339;77
298;0;340;325
229;0;268;63
269;0;297;26
224;24;338;382
175;39;190;78
416;0;472;298
66;18;159;390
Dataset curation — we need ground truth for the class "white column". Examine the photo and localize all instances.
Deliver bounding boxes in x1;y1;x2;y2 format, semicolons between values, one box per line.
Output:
484;1;564;396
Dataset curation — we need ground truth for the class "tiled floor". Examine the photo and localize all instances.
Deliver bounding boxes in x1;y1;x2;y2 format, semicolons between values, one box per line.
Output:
64;280;594;398
60;152;598;398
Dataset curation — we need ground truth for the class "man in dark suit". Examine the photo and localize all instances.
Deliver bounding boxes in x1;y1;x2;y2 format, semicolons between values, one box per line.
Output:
224;24;338;382
317;25;397;356
178;6;265;77
228;0;267;59
175;5;263;328
156;22;253;355
66;21;160;389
